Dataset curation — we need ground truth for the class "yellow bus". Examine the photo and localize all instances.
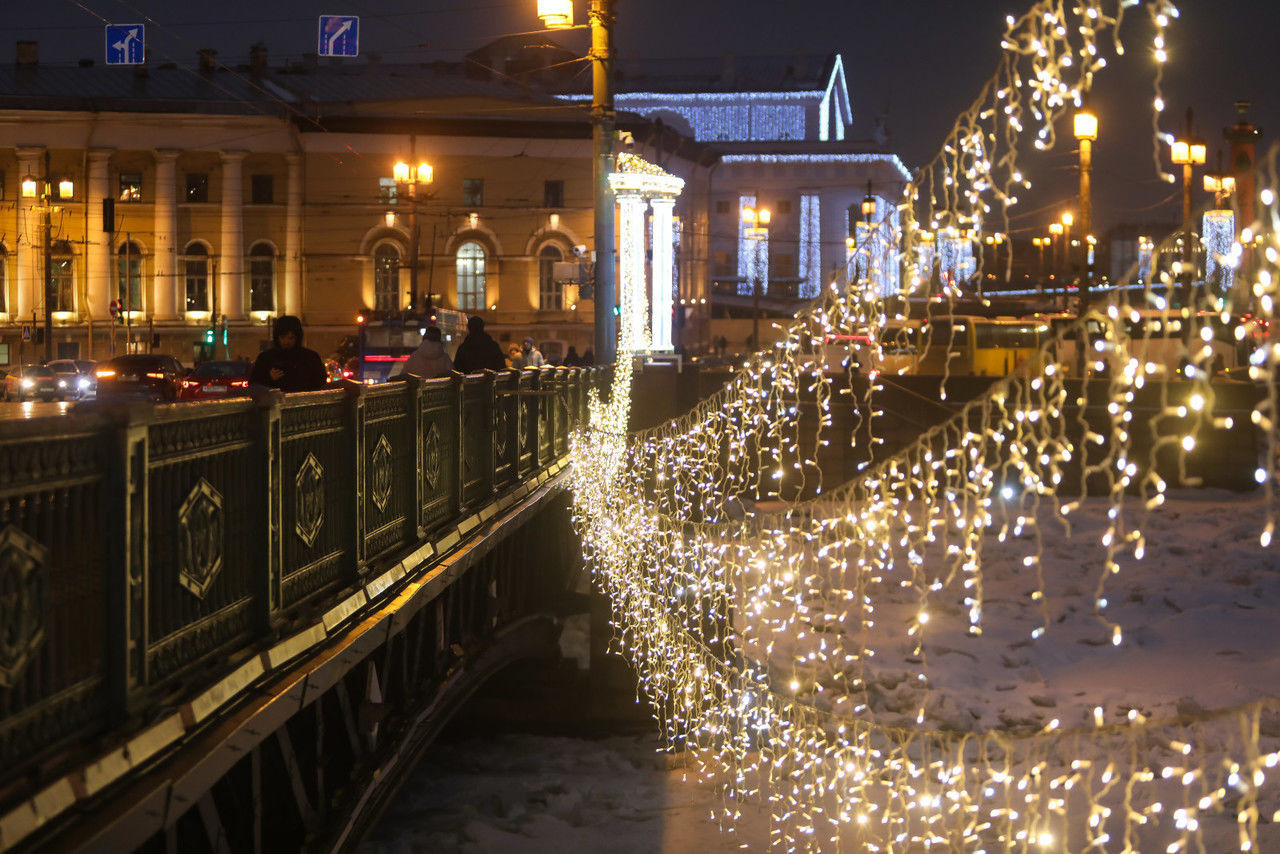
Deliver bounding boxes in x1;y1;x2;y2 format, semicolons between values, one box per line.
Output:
915;316;1048;377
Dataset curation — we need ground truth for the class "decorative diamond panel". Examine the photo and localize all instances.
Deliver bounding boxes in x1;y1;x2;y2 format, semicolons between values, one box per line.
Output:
295;452;325;548
423;423;442;492
371;434;393;513
495;405;509;459
0;525;47;688
178;478;224;599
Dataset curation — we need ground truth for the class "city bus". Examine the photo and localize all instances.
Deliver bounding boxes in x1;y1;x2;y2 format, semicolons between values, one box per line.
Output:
819;321;922;377
353;308;469;382
1043;308;1244;378
914;316;1048;377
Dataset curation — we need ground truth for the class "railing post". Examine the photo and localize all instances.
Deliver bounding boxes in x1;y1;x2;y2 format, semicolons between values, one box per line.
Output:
249;388;284;633
454;372;466;515
103;400;152;723
407;374;428;540
345;380;368;574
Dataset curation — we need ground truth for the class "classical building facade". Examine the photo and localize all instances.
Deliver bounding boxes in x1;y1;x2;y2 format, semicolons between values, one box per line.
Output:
0;45;710;365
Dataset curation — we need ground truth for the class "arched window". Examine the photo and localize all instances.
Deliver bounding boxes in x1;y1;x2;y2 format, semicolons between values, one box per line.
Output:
538;244;563;310
249;243;275;312
183;243;210;312
455;241;486;312
116;241;142;312
374;244;401;312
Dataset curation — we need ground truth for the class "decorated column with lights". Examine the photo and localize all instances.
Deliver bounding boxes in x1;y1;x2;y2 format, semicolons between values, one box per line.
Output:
650;197;676;351
608;152;685;355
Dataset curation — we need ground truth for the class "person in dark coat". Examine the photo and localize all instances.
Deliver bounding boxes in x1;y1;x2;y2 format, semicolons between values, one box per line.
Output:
452;315;508;373
562;345;582;367
250;314;328;392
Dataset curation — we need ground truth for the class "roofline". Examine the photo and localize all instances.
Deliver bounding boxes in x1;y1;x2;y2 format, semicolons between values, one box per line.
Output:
719;152;912;181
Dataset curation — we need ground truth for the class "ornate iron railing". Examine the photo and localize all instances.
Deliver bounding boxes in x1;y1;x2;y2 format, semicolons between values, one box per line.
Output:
0;366;596;790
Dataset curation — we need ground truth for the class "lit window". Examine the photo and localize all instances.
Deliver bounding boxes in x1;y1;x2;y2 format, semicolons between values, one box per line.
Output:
539;244;563;310
118;173;142;202
248;243;275;311
374;244;401;312
183;243;209;311
455;241;486;311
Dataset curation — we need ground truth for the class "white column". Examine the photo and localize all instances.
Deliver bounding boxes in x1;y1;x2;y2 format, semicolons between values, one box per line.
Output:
616;192;649;353
284;152;302;316
799;193;820;298
87;150;112;321
219;151;246;319
736;194;757;295
649;196;675;352
15;146;42;321
153;149;179;319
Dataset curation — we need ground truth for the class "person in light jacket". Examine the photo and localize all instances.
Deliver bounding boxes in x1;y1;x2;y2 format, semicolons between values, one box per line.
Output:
391;326;453;379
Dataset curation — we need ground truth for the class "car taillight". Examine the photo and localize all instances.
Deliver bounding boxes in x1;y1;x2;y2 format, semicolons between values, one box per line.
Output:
341;370;354;378
145;372;165;379
96;369;116;378
181;380;198;388
230;380;248;388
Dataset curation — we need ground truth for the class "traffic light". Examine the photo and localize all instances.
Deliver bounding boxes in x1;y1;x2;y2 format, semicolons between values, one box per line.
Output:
205;327;215;345
612;305;621;317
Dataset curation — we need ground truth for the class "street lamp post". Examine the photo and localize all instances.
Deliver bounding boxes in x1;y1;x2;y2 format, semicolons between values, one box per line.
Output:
393;159;433;315
1033;236;1046;290
540;0;616;364
742;206;770;350
21;152;73;363
1170;107;1207;307
1048;222;1064;301
1060;212;1074;310
1074;105;1097;313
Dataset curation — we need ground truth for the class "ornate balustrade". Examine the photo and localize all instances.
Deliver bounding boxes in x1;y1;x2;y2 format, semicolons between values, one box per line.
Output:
0;366;596;795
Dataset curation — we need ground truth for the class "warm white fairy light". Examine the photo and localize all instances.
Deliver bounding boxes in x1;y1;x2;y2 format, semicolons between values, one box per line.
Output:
568;2;1280;851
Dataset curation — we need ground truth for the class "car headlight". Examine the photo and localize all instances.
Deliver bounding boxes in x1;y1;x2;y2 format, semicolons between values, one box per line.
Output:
21;378;33;389
57;379;67;388
77;378;91;390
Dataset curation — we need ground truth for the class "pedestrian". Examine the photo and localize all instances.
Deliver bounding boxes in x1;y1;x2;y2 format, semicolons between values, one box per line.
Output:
391;326;453;379
581;348;595;366
249;314;328;392
520;336;546;368
563;345;581;367
508;345;523;369
452;315;508;373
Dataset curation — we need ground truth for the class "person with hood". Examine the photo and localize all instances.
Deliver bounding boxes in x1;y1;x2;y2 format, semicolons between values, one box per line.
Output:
391;326;453;379
452;315;508;373
250;314;328;392
562;345;582;367
520;336;546;368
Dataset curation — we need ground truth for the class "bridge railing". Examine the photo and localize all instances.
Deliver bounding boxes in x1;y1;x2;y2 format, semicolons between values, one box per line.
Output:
0;366;598;792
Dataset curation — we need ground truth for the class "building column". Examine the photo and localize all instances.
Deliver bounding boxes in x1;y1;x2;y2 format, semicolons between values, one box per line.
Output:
649;196;675;352
87;150;113;322
219;151;246;320
616;192;649;353
153;149;180;319
15;146;42;321
284;152;302;316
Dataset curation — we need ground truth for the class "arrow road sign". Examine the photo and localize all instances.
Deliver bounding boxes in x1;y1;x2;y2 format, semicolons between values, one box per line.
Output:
105;24;145;66
318;15;359;58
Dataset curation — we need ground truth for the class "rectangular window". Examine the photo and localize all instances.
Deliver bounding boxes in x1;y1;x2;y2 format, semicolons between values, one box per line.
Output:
715;200;731;215
543;180;564;208
379;177;398;203
0;344;8;365
185;173;209;203
0;170;6;201
463;178;484;207
119;173;142;202
251;174;274;204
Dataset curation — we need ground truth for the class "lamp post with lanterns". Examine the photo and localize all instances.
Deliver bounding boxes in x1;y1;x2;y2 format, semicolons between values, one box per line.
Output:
1059;212;1074;310
539;0;616;364
1073;105;1097;312
1048;221;1064;300
392;159;433;315
1170;107;1207;307
1032;236;1047;291
21;152;73;363
742;206;770;350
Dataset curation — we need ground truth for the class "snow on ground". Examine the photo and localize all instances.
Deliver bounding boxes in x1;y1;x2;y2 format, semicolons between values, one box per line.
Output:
364;490;1280;852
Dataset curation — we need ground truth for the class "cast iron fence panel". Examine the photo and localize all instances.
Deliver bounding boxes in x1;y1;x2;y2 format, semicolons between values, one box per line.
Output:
418;377;461;535
280;390;357;613
536;369;553;467
460;375;494;508
359;383;417;566
0;416;110;774
516;371;537;478
492;372;518;491
551;368;570;458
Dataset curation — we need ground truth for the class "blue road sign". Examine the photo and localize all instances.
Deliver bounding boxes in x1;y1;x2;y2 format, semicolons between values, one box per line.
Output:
105;24;145;66
318;15;360;58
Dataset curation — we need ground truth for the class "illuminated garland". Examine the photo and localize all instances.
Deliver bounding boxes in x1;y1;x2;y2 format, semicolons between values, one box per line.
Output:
568;2;1280;850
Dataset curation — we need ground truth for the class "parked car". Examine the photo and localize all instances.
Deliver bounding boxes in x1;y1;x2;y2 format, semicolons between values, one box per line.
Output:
2;364;67;402
95;354;185;401
48;359;97;399
179;360;252;400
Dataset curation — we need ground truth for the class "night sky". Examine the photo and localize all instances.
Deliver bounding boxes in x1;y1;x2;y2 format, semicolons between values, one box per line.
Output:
13;1;1280;235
